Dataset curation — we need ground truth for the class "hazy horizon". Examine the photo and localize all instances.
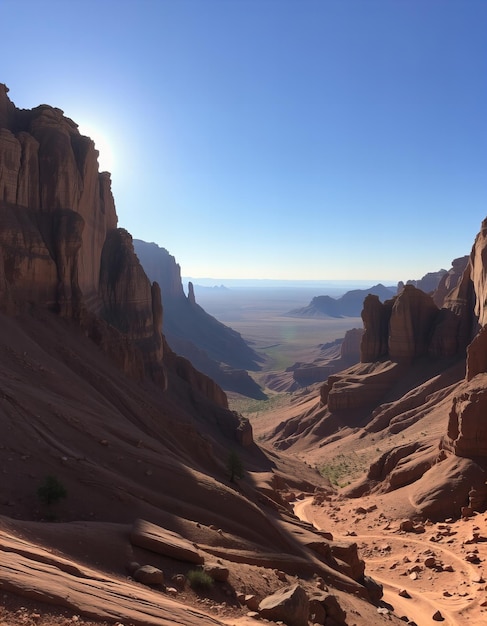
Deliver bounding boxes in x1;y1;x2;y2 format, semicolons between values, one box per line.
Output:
184;277;398;289
1;1;485;282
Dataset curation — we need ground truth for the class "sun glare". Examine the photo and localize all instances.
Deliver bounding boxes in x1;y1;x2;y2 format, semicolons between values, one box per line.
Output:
77;122;115;174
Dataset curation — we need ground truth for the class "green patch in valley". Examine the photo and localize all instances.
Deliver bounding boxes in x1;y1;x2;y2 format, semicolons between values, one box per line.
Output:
319;452;369;488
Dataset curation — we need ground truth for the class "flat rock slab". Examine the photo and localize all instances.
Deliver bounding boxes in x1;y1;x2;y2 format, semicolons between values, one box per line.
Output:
130;518;204;564
0;528;220;626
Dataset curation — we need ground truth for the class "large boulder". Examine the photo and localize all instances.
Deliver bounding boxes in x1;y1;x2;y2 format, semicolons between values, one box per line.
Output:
258;583;309;626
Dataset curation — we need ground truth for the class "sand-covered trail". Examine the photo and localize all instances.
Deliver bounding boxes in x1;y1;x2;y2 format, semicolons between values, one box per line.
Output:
295;495;487;625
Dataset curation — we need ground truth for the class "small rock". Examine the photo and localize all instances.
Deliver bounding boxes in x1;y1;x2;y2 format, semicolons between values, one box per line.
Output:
398;589;411;598
171;573;186;587
432;609;445;621
400;519;415;532
166;587;178;595
134;565;164;585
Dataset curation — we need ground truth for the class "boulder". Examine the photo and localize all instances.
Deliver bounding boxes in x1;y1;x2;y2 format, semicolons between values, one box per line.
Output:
321;594;347;625
308;597;326;624
258;583;309;626
203;562;229;582
133;565;164;585
130;518;204;564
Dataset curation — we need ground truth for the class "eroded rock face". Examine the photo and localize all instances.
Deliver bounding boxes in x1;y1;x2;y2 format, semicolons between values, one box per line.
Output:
444;373;487;457
440;223;487;458
388;285;439;360
360;295;391;362
361;261;474;364
433;256;469;308
0;85;116;314
470;219;487;328
340;328;363;362
0;85;232;407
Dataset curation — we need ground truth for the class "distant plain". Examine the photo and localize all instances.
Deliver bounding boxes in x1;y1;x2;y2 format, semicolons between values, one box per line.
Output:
194;285;362;371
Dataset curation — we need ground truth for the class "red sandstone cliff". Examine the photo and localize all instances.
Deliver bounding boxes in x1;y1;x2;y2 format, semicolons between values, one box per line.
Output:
0;83;232;409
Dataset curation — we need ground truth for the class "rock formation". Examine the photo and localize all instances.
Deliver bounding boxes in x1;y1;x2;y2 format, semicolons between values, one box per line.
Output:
398;268;448;295
133;239;264;397
0;83;236;407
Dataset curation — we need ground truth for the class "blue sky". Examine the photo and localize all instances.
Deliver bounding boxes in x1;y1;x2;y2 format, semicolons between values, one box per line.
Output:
1;0;486;282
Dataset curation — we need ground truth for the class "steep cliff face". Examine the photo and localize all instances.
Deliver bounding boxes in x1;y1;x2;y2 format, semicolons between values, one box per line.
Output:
0;84;231;409
0;84;115;314
360;279;472;365
442;223;487;457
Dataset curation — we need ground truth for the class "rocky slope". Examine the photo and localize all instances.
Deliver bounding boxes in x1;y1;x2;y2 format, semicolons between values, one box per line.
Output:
263;248;487;520
133;239;264;398
0;84;394;626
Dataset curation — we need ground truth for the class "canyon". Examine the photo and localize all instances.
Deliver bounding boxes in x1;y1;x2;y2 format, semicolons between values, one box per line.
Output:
1;84;487;626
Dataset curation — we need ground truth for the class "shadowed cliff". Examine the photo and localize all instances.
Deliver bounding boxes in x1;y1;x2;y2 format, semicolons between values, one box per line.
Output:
133;239;265;398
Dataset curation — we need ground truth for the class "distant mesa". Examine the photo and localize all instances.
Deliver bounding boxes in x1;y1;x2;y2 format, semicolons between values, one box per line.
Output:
188;282;230;292
133;239;265;398
286;284;396;318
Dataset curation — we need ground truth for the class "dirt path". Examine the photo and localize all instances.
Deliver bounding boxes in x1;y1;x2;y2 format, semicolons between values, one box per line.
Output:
294;496;487;626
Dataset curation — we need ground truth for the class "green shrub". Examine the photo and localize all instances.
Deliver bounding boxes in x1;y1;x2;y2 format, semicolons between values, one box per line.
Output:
226;450;244;483
37;475;67;507
187;569;213;590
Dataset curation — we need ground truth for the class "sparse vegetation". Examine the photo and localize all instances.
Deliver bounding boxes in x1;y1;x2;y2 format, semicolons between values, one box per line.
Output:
320;452;369;488
227;449;244;482
228;391;289;416
37;475;67;507
187;569;213;590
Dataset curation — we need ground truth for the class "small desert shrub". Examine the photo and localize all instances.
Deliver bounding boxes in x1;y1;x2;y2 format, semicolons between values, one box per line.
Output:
226;449;244;483
37;475;67;507
187;569;213;590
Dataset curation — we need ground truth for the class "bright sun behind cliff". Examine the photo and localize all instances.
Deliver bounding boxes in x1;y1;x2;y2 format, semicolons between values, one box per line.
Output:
77;122;115;174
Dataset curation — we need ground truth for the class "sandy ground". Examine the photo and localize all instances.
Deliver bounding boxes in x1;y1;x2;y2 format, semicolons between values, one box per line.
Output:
294;495;487;626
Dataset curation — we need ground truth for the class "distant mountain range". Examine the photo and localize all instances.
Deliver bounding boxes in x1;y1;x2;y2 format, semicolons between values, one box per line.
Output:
286;283;397;318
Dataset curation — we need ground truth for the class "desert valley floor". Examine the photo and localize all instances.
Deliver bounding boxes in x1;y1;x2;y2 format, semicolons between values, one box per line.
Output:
2;309;486;626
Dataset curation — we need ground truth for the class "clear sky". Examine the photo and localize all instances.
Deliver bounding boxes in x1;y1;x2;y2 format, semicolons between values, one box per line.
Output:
1;0;486;283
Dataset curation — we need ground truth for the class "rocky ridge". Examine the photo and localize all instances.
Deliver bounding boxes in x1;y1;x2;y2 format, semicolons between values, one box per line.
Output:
266;245;487;519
